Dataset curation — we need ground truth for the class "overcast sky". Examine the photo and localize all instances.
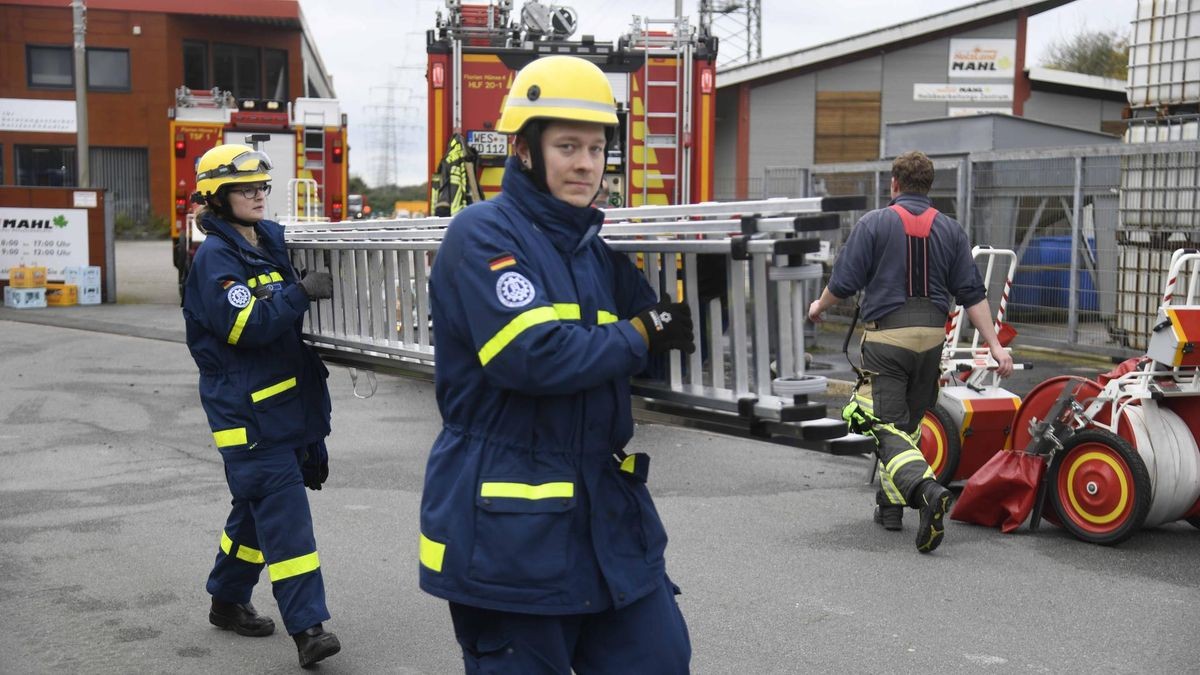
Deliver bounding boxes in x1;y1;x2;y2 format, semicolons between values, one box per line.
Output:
300;0;1133;187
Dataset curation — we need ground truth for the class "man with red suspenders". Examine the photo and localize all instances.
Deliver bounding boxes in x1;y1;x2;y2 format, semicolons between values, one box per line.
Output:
808;151;1014;553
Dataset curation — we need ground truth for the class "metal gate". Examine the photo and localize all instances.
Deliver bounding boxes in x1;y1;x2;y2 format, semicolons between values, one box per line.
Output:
89;147;150;226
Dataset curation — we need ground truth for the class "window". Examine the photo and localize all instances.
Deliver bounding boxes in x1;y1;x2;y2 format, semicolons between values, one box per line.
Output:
87;48;130;91
212;43;260;99
26;45;130;90
27;45;73;88
183;41;208;90
15;145;76;187
264;49;288;101
202;43;289;101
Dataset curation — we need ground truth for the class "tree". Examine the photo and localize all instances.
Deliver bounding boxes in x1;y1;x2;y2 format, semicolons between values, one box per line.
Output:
348;174;369;195
1041;29;1129;80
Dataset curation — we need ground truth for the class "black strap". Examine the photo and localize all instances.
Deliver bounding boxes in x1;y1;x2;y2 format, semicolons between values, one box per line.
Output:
842;304;865;383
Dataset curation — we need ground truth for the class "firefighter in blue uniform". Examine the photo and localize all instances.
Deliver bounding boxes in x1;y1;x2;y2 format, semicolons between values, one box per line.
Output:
419;55;695;673
182;143;341;667
808;150;1014;552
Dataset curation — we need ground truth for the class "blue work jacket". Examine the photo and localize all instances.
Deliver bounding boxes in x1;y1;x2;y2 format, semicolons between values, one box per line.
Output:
419;156;668;615
182;212;331;453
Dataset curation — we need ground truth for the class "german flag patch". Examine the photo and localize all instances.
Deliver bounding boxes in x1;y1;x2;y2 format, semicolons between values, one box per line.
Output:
221;279;236;289
488;253;517;271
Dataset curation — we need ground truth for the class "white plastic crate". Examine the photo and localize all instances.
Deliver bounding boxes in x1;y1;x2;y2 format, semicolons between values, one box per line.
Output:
78;283;101;305
63;266;101;286
4;286;47;309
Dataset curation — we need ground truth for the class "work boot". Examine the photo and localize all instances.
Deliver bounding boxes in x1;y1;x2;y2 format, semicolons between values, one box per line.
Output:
294;623;341;667
915;481;954;554
873;504;903;531
209;599;275;637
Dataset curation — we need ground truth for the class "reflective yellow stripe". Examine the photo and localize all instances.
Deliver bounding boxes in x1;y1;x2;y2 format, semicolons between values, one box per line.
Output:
220;530;264;564
250;377;297;403
268;551;319;582
227;295;257;344
877;463;905;504
553;303;581;320
480;481;575;500
213;427;247;448
419;533;446;572
236;543;265;564
269;271;283;282
259;274;272;286
620;455;637;473
597;310;619;324
478;305;559;365
885;447;928;475
247;277;258;288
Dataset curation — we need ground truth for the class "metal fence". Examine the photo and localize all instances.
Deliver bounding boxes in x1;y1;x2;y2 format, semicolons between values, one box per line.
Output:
768;141;1200;359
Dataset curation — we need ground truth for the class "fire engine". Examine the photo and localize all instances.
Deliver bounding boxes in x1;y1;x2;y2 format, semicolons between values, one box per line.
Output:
168;86;349;296
426;0;718;210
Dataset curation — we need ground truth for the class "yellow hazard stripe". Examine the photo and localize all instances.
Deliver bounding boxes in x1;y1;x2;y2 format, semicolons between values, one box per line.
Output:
227;296;256;345
247;277;258;289
268;551;320;582
220;530;264;564
480;481;574;500
213;427;247;448
250;377;297;403
419;533;446;573
598;310;619;324
620;455;637;473
478;305;559;365
269;271;283;282
553;303;581;320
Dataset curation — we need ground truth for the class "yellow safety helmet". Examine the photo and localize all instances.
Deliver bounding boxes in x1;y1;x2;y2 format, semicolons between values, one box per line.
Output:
194;143;273;200
495;55;618;134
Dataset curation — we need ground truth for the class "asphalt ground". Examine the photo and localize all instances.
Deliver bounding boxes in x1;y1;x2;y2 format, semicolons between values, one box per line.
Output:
0;240;1197;673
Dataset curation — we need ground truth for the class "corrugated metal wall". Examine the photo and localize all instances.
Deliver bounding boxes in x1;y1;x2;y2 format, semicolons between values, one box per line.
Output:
89;147;150;225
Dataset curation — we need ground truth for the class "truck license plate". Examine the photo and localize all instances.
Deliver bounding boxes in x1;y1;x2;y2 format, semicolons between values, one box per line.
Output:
467;131;508;157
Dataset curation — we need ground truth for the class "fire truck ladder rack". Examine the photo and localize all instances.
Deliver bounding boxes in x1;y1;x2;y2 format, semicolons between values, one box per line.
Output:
283;195;874;454
630;16;694;205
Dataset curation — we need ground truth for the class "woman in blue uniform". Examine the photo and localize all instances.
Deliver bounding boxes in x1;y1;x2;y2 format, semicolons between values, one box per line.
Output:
181;143;341;668
419;56;696;674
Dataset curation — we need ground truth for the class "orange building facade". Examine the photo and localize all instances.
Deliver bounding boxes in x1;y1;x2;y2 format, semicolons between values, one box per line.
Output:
0;0;336;225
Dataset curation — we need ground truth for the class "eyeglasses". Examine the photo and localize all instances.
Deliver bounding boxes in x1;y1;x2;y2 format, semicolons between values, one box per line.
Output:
231;184;272;199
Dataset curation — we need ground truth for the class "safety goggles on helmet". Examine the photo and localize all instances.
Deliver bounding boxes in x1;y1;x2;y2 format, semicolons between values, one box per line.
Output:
196;150;274;182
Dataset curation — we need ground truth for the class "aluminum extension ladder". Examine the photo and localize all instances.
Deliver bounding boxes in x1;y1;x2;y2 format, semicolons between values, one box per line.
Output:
282;196;873;453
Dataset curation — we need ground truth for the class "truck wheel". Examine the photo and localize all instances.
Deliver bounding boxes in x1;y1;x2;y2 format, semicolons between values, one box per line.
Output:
1049;429;1151;545
918;404;961;485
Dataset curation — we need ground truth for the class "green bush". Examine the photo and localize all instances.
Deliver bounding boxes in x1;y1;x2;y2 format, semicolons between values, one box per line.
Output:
115;212;171;240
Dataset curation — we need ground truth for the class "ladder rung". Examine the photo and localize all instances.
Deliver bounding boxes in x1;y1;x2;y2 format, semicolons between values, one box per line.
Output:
646;81;678;87
645;112;678;118
306;160;325;169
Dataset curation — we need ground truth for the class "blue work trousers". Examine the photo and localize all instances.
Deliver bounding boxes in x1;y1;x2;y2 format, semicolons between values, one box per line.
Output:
448;575;690;674
206;444;330;635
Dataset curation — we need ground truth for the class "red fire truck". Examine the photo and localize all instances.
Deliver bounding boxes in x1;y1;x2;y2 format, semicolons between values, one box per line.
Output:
426;0;718;210
168;87;348;295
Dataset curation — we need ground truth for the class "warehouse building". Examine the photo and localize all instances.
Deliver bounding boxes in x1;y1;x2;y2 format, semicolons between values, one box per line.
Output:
714;0;1127;199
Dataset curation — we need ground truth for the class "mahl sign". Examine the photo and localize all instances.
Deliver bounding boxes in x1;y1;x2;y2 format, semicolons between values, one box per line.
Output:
948;39;1016;79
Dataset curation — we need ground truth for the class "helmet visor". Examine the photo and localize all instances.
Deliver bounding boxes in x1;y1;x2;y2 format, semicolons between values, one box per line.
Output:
197;150;274;182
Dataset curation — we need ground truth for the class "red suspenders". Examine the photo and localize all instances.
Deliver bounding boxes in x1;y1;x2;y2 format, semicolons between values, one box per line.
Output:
888;204;939;298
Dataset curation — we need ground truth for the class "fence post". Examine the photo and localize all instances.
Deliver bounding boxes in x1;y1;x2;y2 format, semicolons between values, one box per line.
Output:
1068;155;1083;342
962;157;973;239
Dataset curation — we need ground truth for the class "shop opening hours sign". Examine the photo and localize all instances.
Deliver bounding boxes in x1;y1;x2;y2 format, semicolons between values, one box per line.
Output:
0;208;89;280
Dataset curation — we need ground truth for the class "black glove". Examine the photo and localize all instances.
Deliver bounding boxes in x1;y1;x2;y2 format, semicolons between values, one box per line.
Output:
300;442;329;491
632;301;695;354
298;270;334;300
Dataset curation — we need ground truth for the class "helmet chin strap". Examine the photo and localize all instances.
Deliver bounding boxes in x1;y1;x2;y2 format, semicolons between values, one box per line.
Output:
519;122;550;193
